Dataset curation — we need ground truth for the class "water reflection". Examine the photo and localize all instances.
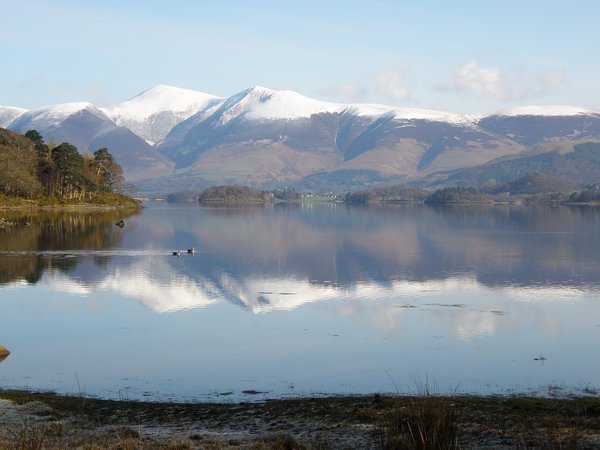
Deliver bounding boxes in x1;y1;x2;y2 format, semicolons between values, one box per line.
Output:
1;203;599;399
0;209;140;284
2;204;599;311
0;345;9;364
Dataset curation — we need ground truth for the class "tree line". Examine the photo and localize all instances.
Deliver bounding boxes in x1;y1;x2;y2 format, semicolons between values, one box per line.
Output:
0;128;123;201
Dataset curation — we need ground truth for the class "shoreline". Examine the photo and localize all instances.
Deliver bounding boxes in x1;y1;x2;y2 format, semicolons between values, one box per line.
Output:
1;389;599;448
0;204;143;211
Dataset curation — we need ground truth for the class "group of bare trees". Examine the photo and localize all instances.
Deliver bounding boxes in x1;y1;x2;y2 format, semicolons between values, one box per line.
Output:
0;128;123;200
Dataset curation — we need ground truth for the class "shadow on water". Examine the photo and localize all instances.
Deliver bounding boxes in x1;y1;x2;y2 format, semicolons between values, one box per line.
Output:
0;209;141;285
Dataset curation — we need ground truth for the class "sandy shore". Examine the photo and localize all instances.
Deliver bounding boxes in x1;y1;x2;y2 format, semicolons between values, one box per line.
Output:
1;389;600;448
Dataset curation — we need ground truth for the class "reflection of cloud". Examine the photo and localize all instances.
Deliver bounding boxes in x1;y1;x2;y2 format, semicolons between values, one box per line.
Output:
500;285;587;302
453;310;496;343
45;272;91;295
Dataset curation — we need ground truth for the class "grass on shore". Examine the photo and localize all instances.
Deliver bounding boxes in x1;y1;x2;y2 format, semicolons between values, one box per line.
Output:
0;192;142;209
1;389;600;449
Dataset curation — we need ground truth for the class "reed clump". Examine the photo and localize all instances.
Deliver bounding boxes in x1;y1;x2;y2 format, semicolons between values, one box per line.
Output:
378;385;459;450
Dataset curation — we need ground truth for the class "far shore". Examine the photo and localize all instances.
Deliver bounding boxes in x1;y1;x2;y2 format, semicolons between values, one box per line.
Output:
1;388;599;448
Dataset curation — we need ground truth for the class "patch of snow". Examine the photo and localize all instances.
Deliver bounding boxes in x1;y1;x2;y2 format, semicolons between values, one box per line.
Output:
210;86;342;125
0;106;28;128
210;86;478;127
345;103;478;125
244;86;344;120
12;102;103;128
493;105;599;117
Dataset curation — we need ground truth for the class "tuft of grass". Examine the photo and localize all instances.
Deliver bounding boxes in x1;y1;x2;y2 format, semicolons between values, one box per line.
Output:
8;426;48;450
378;385;459;450
250;432;307;449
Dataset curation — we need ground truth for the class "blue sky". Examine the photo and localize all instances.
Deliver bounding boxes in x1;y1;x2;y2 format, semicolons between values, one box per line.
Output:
2;0;599;113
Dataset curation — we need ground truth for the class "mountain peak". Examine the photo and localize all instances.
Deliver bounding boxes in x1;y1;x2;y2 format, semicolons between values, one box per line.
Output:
103;85;221;122
101;85;223;144
245;85;276;96
216;86;343;123
11;102;104;128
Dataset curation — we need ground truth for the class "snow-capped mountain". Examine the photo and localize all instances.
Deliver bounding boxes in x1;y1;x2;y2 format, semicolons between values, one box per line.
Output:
478;106;600;146
210;86;344;123
0;106;27;128
4;84;600;190
8;101;173;181
9;102;116;150
155;86;523;190
101;84;223;145
176;85;475;126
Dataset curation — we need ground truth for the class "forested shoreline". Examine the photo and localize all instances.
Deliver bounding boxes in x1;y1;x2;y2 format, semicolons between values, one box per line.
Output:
0;128;140;208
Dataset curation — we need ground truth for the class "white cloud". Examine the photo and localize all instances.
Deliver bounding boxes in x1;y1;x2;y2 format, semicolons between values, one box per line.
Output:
375;68;410;101
316;69;410;105
455;60;508;100
451;60;565;101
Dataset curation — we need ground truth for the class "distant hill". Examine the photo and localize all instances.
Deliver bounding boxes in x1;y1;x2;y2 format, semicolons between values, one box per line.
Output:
488;173;581;195
426;141;600;189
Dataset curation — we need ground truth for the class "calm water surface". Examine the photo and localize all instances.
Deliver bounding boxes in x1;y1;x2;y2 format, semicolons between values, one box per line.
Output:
0;202;599;401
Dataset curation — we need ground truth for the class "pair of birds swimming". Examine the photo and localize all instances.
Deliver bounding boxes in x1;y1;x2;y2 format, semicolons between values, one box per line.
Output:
173;248;195;256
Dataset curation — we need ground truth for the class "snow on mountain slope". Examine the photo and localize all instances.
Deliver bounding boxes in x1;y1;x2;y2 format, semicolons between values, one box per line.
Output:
240;86;344;120
493;105;600;117
198;86;343;126
7;102;124;159
9;102;111;131
345;103;477;125
102;84;223;145
182;85;480;131
0;106;27;128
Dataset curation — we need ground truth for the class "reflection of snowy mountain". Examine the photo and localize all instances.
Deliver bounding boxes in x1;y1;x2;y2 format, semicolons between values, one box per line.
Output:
35;259;593;321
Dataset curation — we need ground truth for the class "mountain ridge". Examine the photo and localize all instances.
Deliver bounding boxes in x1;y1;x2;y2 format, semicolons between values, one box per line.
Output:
3;85;600;192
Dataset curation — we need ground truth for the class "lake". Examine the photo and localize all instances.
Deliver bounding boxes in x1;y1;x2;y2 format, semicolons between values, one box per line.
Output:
1;202;599;402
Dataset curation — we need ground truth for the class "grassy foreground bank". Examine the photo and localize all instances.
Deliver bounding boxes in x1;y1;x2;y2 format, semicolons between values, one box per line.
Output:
0;192;142;209
1;389;599;449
